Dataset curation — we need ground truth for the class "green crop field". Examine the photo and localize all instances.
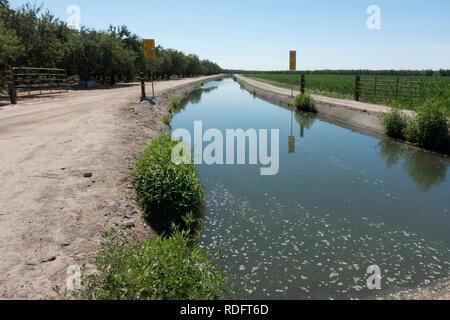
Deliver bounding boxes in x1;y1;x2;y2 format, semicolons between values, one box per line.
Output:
245;73;450;115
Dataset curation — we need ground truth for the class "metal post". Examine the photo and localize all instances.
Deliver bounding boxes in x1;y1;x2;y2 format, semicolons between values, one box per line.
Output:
48;69;52;94
301;75;305;94
291;72;294;97
39;69;42;95
26;68;31;96
140;71;146;99
354;75;360;101
151;72;155;99
395;77;399;100
374;76;377;98
6;66;17;105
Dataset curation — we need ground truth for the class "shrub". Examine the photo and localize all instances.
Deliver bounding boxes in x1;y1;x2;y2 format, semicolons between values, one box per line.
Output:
381;108;408;139
170;97;180;109
162;114;172;124
71;228;231;300
403;99;449;150
133;135;204;232
403;121;420;143
294;94;317;113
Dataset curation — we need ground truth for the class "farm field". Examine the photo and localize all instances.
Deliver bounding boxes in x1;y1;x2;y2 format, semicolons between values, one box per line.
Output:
245;73;450;115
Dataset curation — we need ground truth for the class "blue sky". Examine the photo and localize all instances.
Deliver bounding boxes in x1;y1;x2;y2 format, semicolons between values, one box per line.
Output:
10;0;450;70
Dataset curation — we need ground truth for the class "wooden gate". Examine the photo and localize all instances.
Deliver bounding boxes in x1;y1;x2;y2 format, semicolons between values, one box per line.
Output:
354;76;423;102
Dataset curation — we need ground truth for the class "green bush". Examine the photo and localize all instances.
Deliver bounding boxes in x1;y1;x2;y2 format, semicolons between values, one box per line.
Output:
381;108;408;139
162;114;172;124
404;99;449;150
170;97;180;108
403;121;420;143
72;228;231;300
133;135;204;232
294;94;317;113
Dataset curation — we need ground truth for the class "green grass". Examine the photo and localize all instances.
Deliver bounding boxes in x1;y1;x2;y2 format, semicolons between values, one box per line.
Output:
381;99;449;153
381;108;407;139
294;94;316;113
246;73;450;115
133;135;204;233
162;114;172;124
170;97;180;109
66;228;232;300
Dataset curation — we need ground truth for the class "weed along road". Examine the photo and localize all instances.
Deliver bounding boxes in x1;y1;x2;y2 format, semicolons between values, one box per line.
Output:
0;75;219;299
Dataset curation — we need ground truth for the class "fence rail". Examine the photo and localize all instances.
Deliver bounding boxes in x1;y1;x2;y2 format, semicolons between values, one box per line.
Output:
355;76;423;102
5;66;71;104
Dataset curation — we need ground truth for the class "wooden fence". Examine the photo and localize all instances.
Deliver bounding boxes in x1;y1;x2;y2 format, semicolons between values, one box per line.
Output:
355;76;423;102
5;67;71;104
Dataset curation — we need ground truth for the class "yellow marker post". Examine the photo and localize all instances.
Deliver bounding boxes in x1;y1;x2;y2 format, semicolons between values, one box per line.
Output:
143;39;156;59
289;51;296;71
143;39;156;100
289;51;296;97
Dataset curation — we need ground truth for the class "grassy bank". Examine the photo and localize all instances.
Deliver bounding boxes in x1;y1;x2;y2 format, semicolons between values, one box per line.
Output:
381;99;449;154
245;73;450;115
65;134;233;300
69;227;232;300
133;135;204;233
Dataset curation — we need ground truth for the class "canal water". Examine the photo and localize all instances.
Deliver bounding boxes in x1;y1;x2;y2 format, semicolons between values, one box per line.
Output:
170;78;450;299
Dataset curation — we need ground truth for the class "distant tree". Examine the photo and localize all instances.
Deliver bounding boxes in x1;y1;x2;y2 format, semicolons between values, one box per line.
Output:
0;1;24;92
0;2;222;87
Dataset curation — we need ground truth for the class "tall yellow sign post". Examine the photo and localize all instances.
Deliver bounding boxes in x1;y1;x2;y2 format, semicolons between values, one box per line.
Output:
142;39;156;100
289;50;296;97
289;50;296;71
143;39;156;59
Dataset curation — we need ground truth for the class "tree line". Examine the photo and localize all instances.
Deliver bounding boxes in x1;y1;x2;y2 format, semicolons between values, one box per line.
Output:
225;69;450;77
0;1;222;92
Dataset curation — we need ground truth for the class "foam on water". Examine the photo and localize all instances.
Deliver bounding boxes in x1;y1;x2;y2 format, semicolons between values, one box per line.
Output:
201;182;450;300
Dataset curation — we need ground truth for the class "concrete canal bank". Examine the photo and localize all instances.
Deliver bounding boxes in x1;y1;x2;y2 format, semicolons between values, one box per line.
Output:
234;74;419;139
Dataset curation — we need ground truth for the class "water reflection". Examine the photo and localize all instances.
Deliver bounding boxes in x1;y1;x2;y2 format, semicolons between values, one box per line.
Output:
377;140;448;191
288;111;295;153
171;85;219;114
294;111;316;138
187;86;218;105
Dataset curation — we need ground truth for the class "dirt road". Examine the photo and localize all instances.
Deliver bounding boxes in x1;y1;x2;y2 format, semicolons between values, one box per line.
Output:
0;75;218;299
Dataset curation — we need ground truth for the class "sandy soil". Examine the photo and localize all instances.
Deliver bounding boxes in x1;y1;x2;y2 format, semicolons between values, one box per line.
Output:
0;75;218;300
